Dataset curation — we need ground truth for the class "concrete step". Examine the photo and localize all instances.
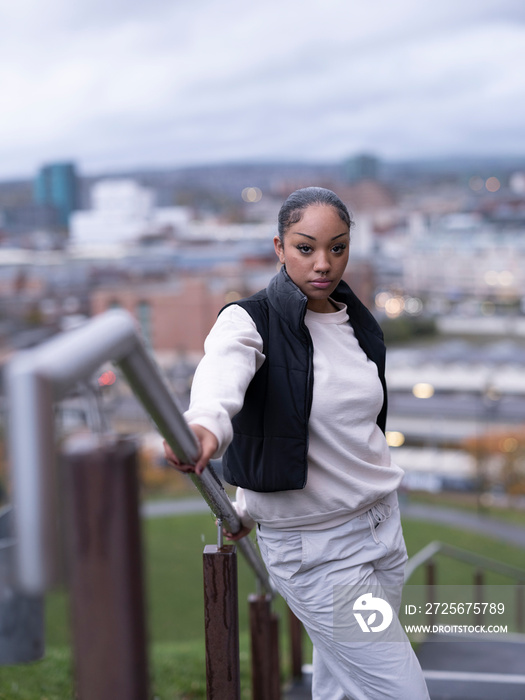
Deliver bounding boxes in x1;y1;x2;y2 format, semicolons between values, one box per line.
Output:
417;633;525;700
283;665;312;699
283;635;525;699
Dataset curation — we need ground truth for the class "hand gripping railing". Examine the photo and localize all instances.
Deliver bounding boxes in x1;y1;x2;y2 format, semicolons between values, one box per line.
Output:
7;308;271;595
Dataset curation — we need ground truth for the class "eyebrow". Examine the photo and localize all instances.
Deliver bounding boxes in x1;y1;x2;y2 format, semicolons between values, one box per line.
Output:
293;231;349;241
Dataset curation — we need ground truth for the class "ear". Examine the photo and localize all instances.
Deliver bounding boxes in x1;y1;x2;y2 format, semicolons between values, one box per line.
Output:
273;235;286;264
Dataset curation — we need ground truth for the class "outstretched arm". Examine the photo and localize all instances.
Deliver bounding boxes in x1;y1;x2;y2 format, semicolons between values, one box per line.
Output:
183;304;265;458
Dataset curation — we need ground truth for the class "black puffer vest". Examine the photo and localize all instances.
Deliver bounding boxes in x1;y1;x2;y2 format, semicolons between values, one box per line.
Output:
221;267;387;492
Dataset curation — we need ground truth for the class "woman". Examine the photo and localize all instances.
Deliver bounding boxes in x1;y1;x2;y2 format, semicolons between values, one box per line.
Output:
165;187;429;699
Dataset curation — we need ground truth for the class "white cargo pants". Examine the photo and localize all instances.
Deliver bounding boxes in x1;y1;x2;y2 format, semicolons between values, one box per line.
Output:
256;491;430;700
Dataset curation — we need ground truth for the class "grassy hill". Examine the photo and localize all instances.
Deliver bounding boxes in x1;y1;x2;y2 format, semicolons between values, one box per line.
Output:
0;511;523;699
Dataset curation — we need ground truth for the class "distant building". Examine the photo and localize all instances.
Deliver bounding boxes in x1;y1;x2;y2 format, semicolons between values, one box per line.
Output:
90;274;259;357
0;203;59;235
70;179;191;247
344;154;380;182
88;260;375;359
401;214;525;307
34;162;79;230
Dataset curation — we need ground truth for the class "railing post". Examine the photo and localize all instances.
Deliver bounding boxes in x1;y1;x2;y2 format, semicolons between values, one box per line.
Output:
474;569;484;625
425;559;436;587
61;434;149;700
270;611;281;699
517;584;524;633
203;544;240;700
425;559;436;625
0;507;44;665
249;594;281;700
289;607;303;682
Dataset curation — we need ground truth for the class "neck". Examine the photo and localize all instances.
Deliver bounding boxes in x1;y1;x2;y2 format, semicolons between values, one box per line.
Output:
307;298;338;313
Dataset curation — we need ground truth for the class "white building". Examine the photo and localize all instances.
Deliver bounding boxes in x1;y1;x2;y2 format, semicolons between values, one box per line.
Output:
401;215;525;304
70;179;191;247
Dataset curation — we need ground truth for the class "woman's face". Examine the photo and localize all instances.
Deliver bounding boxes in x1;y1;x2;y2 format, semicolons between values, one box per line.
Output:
274;204;350;313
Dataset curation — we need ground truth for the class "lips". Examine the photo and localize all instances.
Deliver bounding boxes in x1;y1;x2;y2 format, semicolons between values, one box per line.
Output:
310;278;332;289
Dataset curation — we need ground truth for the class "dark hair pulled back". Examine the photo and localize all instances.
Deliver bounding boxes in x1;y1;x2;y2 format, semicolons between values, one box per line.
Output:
277;187;353;242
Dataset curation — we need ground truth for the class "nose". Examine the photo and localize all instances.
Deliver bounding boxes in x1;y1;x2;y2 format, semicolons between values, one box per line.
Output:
313;251;330;273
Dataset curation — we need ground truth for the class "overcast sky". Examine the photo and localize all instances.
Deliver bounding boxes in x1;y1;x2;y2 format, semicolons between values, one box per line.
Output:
2;0;525;179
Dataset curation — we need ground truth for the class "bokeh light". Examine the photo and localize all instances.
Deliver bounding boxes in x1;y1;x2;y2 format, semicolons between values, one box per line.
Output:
485;177;500;192
384;296;404;318
484;270;499;286
469;176;484;191
404;297;423;315
412;383;434;399
375;292;390;309
500;437;518;453
98;370;116;387
386;431;405;447
241;187;262;203
498;271;514;286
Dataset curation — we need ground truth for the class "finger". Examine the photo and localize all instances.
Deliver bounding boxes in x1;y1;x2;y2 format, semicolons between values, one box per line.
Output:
194;461;208;476
163;440;177;460
224;526;247;541
165;455;194;473
171;464;194;473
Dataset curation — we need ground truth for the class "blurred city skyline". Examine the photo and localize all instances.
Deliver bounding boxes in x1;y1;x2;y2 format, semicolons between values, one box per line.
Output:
2;0;525;179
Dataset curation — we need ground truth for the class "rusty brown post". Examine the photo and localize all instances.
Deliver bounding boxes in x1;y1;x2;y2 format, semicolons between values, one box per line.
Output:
203;544;240;700
249;594;281;700
517;584;524;633
288;607;303;681
425;560;436;624
425;559;436;587
270;612;281;699
474;569;484;624
62;435;149;700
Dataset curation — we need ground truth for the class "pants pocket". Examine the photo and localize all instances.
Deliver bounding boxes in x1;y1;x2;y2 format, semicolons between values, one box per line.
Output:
257;529;304;581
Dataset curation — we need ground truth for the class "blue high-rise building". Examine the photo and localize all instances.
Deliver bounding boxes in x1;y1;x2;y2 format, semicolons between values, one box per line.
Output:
34;161;79;230
344;154;380;182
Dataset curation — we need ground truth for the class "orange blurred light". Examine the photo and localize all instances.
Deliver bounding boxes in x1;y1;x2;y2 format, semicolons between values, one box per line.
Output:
500;437;518;453
98;370;116;387
485;177;500;193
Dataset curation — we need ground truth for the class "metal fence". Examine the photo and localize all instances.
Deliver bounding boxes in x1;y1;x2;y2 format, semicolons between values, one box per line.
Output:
7;308;270;595
6;309;283;699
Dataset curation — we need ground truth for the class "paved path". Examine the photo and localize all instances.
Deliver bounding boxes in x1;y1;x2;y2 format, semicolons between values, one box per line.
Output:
141;497;210;518
400;502;525;549
142;496;525;549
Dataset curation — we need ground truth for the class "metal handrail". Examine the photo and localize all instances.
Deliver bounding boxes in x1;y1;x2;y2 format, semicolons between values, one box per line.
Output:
404;540;525;583
7;309;271;595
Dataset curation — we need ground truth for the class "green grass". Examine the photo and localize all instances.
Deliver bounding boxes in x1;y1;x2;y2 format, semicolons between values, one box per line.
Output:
0;512;523;698
0;647;73;700
407;491;525;527
402;518;525;585
0;639;254;700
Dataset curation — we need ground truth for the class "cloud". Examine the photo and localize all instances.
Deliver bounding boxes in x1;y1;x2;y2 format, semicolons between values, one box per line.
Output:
0;0;524;178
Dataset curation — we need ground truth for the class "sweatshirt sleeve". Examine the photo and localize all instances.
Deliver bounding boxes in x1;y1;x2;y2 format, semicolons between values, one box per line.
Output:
232;487;256;530
184;304;265;458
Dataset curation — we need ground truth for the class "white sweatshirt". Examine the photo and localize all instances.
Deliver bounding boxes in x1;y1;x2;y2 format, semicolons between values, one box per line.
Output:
184;302;404;531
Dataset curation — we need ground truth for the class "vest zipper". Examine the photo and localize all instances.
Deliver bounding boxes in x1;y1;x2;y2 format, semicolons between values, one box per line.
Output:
302;311;313;489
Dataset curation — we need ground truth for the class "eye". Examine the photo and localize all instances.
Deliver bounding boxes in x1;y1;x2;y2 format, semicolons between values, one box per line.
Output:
331;243;347;254
296;244;312;254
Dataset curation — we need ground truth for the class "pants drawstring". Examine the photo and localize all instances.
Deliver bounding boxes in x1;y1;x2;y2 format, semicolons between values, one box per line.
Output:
367;501;392;544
